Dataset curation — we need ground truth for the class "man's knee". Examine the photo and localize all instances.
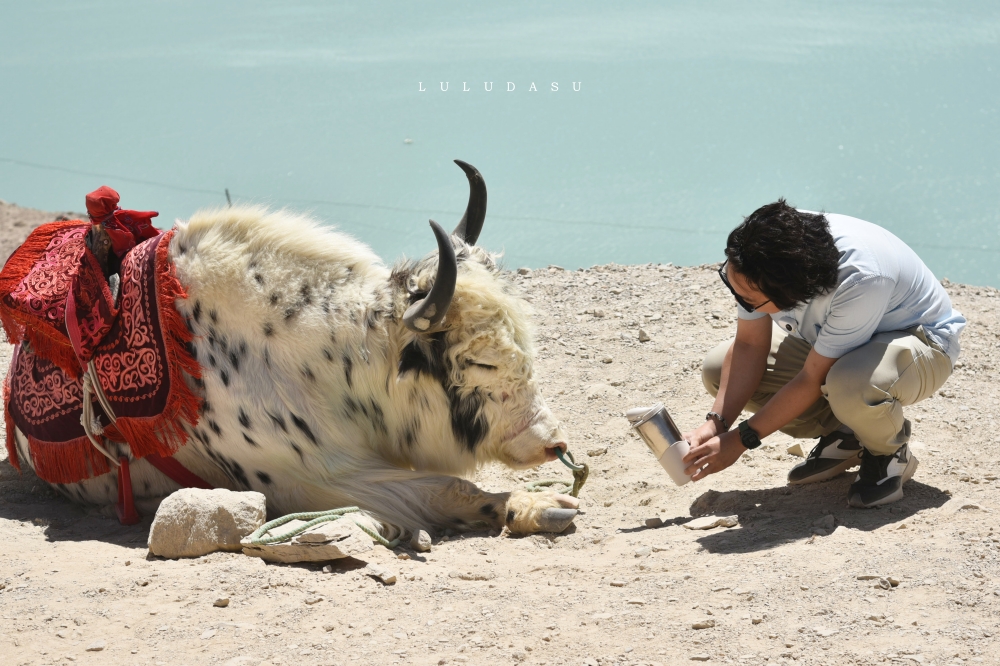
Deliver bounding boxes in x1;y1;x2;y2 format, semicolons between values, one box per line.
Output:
701;340;732;398
824;353;883;418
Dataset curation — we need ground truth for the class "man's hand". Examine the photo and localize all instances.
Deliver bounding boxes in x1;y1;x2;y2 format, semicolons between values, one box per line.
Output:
682;420;722;449
682;430;747;481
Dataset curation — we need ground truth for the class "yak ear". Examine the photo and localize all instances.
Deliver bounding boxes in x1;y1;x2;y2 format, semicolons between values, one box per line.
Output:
451;160;487;245
403;221;457;332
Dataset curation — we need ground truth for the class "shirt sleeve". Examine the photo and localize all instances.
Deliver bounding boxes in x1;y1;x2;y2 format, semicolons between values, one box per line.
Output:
736;303;769;320
813;276;895;359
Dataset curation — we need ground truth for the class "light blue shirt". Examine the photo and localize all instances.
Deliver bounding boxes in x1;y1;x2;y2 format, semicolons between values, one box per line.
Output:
737;212;965;365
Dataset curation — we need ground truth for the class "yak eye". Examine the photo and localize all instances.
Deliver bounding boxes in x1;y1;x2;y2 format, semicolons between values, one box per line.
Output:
470;362;497;371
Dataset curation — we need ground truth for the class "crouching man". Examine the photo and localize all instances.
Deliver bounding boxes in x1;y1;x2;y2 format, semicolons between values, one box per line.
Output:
682;200;965;507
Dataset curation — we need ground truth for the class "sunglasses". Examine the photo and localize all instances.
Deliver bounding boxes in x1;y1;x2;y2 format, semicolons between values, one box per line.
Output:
718;261;771;313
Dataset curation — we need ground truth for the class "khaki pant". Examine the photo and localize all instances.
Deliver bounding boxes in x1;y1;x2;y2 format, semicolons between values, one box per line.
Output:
702;324;953;455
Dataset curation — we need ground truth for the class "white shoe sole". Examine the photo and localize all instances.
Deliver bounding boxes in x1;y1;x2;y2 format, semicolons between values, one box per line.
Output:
787;454;861;486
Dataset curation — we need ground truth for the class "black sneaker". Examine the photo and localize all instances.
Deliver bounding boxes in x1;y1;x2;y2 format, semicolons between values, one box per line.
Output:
847;443;919;508
787;431;863;485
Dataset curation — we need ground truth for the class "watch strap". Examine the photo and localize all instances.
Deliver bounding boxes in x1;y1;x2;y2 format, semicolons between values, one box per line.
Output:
738;420;762;450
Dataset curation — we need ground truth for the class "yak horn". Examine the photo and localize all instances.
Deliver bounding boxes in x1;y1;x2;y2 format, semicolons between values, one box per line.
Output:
451;159;487;245
403;220;458;332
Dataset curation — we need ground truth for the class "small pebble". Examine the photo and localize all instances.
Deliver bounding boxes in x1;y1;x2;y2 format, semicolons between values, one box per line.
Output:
85;640;106;652
366;564;397;585
644;517;664;528
691;655;711;662
692;619;716;630
213;597;230;608
200;629;216;640
638;329;651;343
634;546;651;558
610;580;627;587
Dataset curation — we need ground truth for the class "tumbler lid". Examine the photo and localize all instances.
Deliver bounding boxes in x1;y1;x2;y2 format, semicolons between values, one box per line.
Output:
625;403;664;426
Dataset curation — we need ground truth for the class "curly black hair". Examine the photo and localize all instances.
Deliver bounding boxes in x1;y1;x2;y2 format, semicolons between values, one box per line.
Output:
725;199;840;311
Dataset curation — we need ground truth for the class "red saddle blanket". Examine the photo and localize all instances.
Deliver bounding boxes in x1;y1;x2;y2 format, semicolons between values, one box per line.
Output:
2;225;201;483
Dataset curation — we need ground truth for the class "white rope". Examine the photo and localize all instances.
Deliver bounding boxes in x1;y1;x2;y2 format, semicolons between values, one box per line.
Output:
80;366;120;467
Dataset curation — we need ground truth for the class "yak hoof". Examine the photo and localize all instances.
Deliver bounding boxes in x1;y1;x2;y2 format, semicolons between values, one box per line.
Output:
537;508;578;533
410;529;432;552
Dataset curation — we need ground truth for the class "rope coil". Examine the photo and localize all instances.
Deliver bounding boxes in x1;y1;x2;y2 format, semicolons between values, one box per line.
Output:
246;507;400;549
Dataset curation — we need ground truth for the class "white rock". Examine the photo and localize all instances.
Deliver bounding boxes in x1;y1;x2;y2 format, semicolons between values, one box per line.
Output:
85;640;106;651
242;517;373;563
787;443;806;457
213;597;230;607
684;515;739;530
147;488;266;558
366;563;397;585
411;530;432;552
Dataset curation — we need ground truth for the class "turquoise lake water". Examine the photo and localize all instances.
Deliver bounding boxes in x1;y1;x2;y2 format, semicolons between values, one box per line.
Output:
2;2;999;285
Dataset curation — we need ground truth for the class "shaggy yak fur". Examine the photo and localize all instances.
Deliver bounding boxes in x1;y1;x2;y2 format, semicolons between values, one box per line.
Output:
12;205;576;539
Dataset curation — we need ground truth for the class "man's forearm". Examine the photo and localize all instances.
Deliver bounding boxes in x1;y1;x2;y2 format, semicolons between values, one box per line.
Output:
713;340;768;428
745;372;823;438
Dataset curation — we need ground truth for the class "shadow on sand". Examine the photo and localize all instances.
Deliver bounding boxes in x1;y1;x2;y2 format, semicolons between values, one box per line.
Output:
685;473;950;554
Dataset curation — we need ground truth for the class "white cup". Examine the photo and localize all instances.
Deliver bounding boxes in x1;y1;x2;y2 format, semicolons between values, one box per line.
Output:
658;439;692;486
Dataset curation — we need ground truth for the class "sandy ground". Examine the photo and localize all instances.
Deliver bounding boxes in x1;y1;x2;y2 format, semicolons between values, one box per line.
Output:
2;201;999;666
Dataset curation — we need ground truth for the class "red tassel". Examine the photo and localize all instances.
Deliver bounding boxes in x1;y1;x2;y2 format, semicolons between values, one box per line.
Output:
26;434;112;484
2;369;20;471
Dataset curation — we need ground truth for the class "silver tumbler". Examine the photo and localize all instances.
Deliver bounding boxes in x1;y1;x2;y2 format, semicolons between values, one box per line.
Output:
626;403;692;486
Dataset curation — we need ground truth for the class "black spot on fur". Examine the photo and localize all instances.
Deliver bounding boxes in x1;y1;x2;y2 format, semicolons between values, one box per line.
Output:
143;481;151;492
228;459;249;488
263;322;274;337
220;369;230;387
397;333;448;382
209;309;218;325
243;433;259;447
302;365;315;382
267;411;288;433
323;348;333;361
254;273;264;285
449;388;488;452
284;306;298;321
201;400;212;414
192;300;202;323
506;509;515;523
343;355;353;388
368;399;387;436
207;419;222;436
270;292;280;305
290;413;318;446
300;283;312;305
288;440;304;462
229;350;240;372
479;504;498;520
256;471;272;485
238;408;251;429
208;353;217;368
403;428;416;449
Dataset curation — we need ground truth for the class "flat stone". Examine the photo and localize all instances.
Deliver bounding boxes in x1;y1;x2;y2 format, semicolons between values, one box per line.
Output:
690;655;711;662
856;574;881;580
601;356;614;364
201;629;217;639
588;447;608;457
85;640;106;652
366;564;397;585
692;619;716;630
634;546;651;557
610;580;627;587
213;597;230;607
684;515;739;530
304;596;323;605
638;329;651;343
242;518;373;563
448;570;495;581
787;443;806;458
148;489;266;558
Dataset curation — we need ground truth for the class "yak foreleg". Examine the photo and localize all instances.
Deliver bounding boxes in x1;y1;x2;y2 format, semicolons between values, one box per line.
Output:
311;469;579;541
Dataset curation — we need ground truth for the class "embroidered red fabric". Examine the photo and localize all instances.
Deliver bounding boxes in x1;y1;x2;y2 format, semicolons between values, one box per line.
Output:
86;186;160;258
0;222;115;377
3;230;203;484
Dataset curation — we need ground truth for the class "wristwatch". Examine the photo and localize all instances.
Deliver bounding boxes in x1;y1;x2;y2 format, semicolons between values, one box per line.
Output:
737;420;762;450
